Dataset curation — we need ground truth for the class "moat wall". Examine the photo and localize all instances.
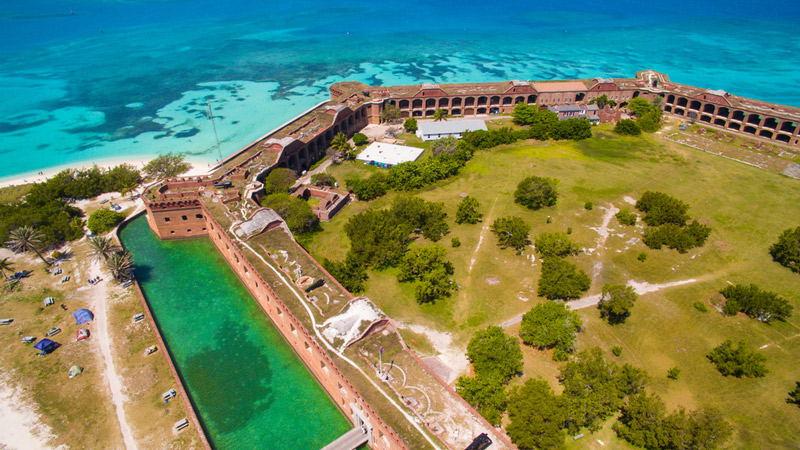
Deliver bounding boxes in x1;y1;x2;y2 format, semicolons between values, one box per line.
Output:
143;199;408;450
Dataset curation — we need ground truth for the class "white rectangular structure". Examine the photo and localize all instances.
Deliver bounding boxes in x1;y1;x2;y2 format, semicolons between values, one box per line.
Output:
356;142;425;167
416;119;488;141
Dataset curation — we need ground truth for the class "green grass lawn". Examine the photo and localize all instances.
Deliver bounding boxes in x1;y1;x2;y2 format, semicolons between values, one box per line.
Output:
309;129;800;448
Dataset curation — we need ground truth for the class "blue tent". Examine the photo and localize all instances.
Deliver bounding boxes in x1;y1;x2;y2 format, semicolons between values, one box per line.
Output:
34;339;60;355
73;309;94;325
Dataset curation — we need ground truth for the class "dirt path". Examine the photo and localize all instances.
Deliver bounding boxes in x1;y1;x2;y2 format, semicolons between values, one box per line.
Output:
89;259;139;450
566;278;699;310
468;197;498;274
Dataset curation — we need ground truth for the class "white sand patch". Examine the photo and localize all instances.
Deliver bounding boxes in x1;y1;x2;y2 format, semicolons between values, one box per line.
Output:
628;278;697;295
589;205;620;247
624;196;636;205
320;298;381;350
398;323;469;384
0;374;60;450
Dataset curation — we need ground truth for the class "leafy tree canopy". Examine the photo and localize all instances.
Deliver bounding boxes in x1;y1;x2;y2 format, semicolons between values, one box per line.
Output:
636;191;690;226
491;216;531;253
512;103;559;127
534;232;581;258
599;284;639;324
391;196;449;242
551;118;593;141
381;103;401;121
615;209;638;226
506;379;566;450
310;172;336;188
323;254;368;294
537;258;591;300
455;196;482;224
707;339;768;378
466;325;523;383
87;209;127;235
263;168;297;195
721;284;792;322
614;119;642;136
397;244;456;304
520;302;582;356
431;136;459;156
456;375;507;426
514;176;559;210
142;152;189;180
344;208;411;269
352;132;369;146
261;193;317;234
769;226;800;273
589;94;617;109
345;173;388;201
403;117;418;132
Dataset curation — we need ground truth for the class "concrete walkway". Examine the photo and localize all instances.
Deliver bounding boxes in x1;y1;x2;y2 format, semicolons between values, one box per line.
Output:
320;427;369;450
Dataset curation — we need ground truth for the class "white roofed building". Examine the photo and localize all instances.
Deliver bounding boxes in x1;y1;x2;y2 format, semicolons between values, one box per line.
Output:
356;142;425;167
416;119;488;141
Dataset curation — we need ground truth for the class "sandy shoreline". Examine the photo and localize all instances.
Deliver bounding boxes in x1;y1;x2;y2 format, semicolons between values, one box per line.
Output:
0;156;215;189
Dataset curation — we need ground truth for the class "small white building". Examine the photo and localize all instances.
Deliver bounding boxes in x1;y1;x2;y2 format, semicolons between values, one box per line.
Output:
356;142;424;167
416;119;488;141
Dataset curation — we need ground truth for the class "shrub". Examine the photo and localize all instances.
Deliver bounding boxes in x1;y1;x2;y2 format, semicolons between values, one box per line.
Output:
614;119;642;135
345;173;387;201
550;118;592;140
636;191;690;226
451;237;461;248
262;168;297;195
566;226;573;235
466;326;523;383
707;339;768;378
352;132;369;146
514;176;559;210
720;284;792;322
455;196;482;224
789;382;800;408
637;111;662;132
399;245;455;304
381;103;401;121
546;216;553;224
310;173;336;187
491;216;531;253
584;201;593;210
261;193;317;234
667;367;681;380
693;301;708;312
769;226;800;273
534;232;581;258
599;284;639;324
506;379;566;450
323;255;368;294
455;375;507;426
431;136;459;156
637;252;647;262
537;258;591;300
87;209;126;234
612;346;623;357
520;302;582;357
643;220;711;253
616;209;637;226
403;117;418;132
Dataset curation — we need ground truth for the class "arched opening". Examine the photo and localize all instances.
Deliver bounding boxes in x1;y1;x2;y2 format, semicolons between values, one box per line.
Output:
700;115;712;123
401;111;410;118
633;91;640;98
664;105;673;113
575;93;585;101
759;130;773;139
677;97;688;107
425;98;435;108
528;94;537;103
477;107;487;114
490;107;500;114
439;98;449;107
326;129;333;140
399;100;409;109
425;110;435;117
515;96;525;104
490;96;500;105
412;99;423;109
674;108;685;115
728;122;741;131
717;107;730;118
780;121;797;133
776;134;791;143
477;96;488;106
412;110;422;117
464;107;475;115
451;108;461;116
714;118;727;127
667;94;676;104
703;104;715;114
452;97;462;107
732;110;745;121
465;97;475;106
763;117;779;129
503;96;513;105
743;125;756;134
689;100;701;111
747;114;761;125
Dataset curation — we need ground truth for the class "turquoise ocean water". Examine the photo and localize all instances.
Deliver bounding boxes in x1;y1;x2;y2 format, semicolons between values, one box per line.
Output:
1;1;799;180
119;215;351;449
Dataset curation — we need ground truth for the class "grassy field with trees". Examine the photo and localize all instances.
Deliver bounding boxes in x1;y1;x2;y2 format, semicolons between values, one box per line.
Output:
306;121;800;449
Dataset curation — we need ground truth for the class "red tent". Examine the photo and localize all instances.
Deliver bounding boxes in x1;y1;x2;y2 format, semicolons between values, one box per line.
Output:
76;329;90;341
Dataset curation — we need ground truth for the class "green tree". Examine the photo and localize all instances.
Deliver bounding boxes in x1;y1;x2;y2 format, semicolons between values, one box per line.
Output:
310;172;336;188
627;98;655;116
537;258;590;300
614;119;642;136
431;136;459;156
391;196;449;242
638;111;662;132
707;339;768;378
398;245;453;282
0;257;14;291
345;173;387;201
330;132;354;160
456;375;507;426
263;168;297;195
615;209;638;226
769;226;800;273
514;176;558;210
352;132;369;146
455;196;482;224
491;216;531;252
720;284;792;322
87;209;127;235
506;379;566;450
589;94;616;109
534;232;581;258
6;225;50;266
142;152;189;180
381;103;402;122
599;284;639;324
636;191;690;226
433;108;448;121
323;254;368;294
106;249;134;282
512;103;558;127
466;325;523;383
88;235;121;262
613;391;667;449
344;209;410;269
667;367;681;380
520;302;582;357
261;193;317;234
788;382;800;408
403;117;418;132
550;118;592;140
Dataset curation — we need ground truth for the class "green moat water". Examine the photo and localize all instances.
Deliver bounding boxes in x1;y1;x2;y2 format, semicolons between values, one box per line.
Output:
120;215;351;449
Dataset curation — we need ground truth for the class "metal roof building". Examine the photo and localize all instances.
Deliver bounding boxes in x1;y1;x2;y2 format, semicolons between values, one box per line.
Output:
416;119;488;141
356;142;425;167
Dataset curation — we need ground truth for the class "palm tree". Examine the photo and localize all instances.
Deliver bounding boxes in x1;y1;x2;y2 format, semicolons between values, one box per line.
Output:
330;132;353;160
433;108;448;122
6;226;50;266
120;182;139;198
0;257;14;291
88;236;121;262
105;250;134;282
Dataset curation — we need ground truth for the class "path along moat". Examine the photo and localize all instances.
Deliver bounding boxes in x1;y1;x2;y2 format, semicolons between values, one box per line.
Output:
120;215;350;449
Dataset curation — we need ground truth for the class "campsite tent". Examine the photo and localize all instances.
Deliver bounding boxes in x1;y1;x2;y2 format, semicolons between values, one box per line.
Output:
68;365;83;378
76;329;90;341
73;309;94;325
34;339;60;355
